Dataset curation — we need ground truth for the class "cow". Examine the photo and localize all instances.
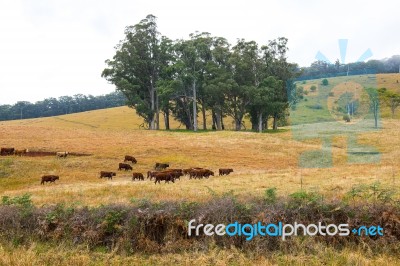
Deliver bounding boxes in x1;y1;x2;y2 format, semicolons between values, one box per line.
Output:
56;151;69;158
118;163;133;171
163;169;183;180
219;168;234;176
189;169;214;179
154;172;174;184
132;172;144;181
155;163;169;170
100;171;116;180
124;155;137;164
41;175;59;185
147;171;158;180
14;149;28;156
1;148;15;156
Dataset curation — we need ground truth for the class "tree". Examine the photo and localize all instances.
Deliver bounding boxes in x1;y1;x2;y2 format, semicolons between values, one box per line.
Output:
322;78;329;86
378;88;400;118
364;88;380;128
102;14;162;130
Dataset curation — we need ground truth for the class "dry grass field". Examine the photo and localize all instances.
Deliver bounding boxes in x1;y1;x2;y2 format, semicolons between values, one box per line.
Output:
0;74;399;265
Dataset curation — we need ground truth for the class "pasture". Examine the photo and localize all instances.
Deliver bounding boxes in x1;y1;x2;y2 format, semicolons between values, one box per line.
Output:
0;74;399;265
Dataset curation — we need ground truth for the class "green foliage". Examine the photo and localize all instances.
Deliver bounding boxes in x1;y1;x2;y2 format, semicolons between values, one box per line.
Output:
2;193;33;208
328;92;334;97
310;85;317;92
343;114;351;122
289;190;322;207
103;210;126;234
322;78;329;86
264;187;277;204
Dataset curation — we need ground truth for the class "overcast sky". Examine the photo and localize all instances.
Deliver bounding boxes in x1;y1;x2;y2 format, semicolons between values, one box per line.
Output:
0;0;398;104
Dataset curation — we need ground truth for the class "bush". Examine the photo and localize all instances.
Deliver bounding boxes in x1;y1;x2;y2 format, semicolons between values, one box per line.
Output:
304;90;309;95
310;85;317;92
343;114;351;122
264;188;277;204
322;79;329;86
328;92;334;97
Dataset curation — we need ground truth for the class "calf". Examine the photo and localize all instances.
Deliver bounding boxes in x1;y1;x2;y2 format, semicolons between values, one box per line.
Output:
41;175;59;185
154;172;174;184
132;172;144;181
219;168;234;176
14;149;28;156
155;163;169;170
100;171;116;180
56;151;69;158
124;155;137;164
1;147;15;156
118;163;133;171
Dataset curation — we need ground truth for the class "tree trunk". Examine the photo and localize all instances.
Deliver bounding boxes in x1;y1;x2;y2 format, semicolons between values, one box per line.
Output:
155;90;160;130
193;80;197;131
258;112;263;133
263;117;268;130
221;113;225;130
235;116;242;131
150;87;155;130
164;109;170;130
215;109;222;131
211;110;216;130
273;113;278;130
374;101;378;128
201;100;207;130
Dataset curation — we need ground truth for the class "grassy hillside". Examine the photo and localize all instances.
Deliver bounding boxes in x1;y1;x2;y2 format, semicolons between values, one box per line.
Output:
0;74;399;264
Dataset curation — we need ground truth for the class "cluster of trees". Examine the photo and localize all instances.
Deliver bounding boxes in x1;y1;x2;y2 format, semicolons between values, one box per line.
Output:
300;55;400;80
0;92;125;121
102;15;299;131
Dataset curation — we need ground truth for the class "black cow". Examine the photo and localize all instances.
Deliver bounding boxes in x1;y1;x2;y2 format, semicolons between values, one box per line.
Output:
41;175;59;184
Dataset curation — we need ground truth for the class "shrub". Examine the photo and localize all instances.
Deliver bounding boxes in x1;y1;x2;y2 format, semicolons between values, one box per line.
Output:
304;90;309;95
322;78;329;86
264;188;277;204
343;114;351;122
310;85;317;92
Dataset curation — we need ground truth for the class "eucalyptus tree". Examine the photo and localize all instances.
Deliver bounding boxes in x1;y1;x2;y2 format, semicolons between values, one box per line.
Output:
102;15;163;130
227;39;261;131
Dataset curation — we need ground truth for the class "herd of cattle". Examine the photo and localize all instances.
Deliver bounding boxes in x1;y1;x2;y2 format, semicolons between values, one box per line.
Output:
1;147;234;185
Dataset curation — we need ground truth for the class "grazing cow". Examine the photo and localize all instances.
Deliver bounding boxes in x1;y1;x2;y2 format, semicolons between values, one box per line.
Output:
56;151;69;158
1;147;15;156
124;155;137;164
219;168;234;176
147;171;158;180
118;163;133;171
154;172;174;184
100;171;116;180
189;169;214;179
155;163;169;170
41;175;59;185
14;149;28;156
163;169;183;180
132;172;144;181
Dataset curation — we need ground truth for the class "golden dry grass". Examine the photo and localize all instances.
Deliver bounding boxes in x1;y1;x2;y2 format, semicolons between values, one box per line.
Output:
0;108;399;206
0;243;399;266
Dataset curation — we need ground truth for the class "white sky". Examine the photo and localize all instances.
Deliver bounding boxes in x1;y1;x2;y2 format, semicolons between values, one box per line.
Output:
0;0;399;104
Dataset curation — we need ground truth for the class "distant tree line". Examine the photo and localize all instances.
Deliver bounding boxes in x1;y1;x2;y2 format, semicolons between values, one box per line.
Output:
0;91;126;121
102;15;300;131
299;55;400;80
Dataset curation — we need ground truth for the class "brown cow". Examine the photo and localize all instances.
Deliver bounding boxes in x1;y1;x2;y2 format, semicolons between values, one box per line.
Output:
124;155;137;164
219;168;234;176
14;149;28;156
41;175;59;185
163;169;183;180
147;171;158;180
100;171;116;180
1;147;15;156
155;163;169;170
189;169;214;179
132;172;144;181
154;172;174;184
118;163;133;171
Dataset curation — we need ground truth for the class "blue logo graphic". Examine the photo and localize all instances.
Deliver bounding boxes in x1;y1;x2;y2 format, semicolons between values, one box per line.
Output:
290;39;381;168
